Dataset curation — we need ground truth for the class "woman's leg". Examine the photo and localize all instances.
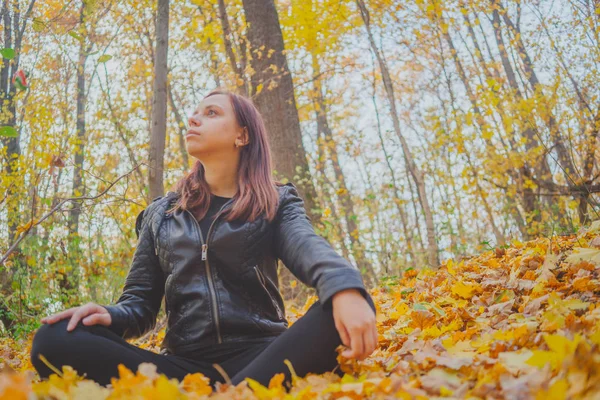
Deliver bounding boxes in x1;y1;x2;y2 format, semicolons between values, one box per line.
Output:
31;293;376;390
30;318;223;387
223;293;377;389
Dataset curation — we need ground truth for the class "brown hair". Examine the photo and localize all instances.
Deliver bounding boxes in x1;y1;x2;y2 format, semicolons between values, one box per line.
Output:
167;88;281;223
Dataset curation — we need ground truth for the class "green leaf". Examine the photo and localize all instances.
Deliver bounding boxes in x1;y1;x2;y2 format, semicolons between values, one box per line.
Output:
68;31;84;41
494;289;515;304
413;302;429;311
0;48;15;60
0;126;18;137
98;54;112;63
32;19;46;32
431;304;446;316
84;0;100;14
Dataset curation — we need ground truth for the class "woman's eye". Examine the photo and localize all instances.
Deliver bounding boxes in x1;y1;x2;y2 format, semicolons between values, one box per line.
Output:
207;109;216;116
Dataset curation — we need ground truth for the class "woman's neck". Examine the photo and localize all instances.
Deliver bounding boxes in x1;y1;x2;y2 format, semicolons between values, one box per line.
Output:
201;158;238;197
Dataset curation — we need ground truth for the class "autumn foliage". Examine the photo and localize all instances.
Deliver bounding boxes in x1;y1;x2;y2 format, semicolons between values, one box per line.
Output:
1;0;600;397
0;222;598;399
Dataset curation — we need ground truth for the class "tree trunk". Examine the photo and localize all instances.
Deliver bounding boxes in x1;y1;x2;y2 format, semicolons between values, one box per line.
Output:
0;0;35;337
241;0;325;302
357;0;439;267
64;4;94;304
497;1;577;179
217;0;249;96
241;0;321;226
102;79;145;187
436;15;505;246
166;80;190;172
311;55;377;286
369;89;417;267
149;0;170;200
490;6;546;236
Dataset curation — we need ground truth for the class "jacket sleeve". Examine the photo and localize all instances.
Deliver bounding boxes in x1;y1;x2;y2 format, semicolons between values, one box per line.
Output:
274;183;368;310
101;205;165;339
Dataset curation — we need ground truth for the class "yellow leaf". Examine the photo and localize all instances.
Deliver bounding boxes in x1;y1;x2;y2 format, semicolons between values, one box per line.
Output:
535;378;568;400
493;325;529;341
245;375;287;399
390;302;410;319
544;333;582;357
141;375;182;399
440;386;454;396
565;247;600;266
256;83;264;95
541;309;565;331
440;319;462;334
526;334;583;371
180;373;212;396
591;322;600;346
15;219;37;236
451;281;482;299
446;259;456;276
526;350;558;370
421;325;442;339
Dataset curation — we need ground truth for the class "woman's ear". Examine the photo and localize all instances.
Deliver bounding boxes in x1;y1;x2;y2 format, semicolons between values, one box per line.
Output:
236;126;250;147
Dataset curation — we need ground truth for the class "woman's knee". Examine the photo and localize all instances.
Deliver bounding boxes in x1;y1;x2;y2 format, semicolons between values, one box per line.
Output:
32;318;74;347
31;319;69;368
32;319;69;346
30;319;100;365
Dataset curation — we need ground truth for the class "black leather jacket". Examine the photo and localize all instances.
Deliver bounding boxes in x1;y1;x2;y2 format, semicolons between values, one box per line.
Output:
103;182;368;356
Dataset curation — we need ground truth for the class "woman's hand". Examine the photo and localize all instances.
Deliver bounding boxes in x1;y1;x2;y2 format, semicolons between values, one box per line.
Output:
332;288;378;360
41;302;112;332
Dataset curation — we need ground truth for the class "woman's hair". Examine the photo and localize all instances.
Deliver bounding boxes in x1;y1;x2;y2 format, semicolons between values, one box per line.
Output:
167;88;281;223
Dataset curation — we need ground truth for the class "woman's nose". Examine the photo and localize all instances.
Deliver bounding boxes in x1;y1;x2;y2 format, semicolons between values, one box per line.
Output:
188;115;200;126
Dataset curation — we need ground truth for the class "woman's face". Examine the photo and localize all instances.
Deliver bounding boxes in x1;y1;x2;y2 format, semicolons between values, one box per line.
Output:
186;94;245;160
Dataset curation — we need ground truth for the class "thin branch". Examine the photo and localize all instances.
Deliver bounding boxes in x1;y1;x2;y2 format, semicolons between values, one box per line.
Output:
0;163;147;266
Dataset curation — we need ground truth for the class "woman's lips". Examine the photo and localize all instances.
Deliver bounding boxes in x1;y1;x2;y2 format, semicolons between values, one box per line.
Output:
186;129;201;137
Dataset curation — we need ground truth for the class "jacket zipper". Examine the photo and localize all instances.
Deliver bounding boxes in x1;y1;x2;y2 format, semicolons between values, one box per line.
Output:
184;201;232;344
254;265;284;320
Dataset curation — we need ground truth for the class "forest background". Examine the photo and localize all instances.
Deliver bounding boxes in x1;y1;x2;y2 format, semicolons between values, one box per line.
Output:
0;0;598;344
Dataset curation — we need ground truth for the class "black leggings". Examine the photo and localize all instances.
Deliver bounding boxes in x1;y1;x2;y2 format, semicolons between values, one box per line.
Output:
31;296;376;390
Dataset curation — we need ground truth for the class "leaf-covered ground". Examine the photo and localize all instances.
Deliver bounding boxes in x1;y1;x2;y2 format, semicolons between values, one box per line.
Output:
1;223;600;399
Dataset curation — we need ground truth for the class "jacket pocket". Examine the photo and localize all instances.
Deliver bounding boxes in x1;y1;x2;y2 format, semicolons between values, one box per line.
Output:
164;273;187;342
253;265;284;320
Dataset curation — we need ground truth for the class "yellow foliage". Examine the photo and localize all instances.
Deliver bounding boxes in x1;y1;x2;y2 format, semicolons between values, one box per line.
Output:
450;280;483;299
3;223;600;399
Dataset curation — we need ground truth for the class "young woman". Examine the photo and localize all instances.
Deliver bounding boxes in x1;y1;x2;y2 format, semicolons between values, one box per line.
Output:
30;89;377;391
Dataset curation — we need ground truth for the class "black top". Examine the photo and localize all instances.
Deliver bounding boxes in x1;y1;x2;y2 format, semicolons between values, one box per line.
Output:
198;194;232;241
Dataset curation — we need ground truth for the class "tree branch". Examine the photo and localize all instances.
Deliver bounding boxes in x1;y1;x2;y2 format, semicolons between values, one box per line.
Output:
0;163;147;266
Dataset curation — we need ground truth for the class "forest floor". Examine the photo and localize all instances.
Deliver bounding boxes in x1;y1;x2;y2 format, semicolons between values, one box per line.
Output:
0;223;599;399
